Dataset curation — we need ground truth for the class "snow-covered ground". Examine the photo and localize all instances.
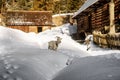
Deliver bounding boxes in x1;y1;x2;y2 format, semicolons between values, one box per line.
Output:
53;54;120;80
0;24;120;80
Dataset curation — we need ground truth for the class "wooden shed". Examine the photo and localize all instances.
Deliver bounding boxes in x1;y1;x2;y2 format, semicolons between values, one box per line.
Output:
5;11;52;33
73;0;120;40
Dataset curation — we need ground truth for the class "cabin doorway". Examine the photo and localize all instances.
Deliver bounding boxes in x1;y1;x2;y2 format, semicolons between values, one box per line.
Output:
79;32;87;40
38;27;42;32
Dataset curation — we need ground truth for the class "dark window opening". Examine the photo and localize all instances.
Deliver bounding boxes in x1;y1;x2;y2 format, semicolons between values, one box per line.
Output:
79;32;86;40
38;27;42;32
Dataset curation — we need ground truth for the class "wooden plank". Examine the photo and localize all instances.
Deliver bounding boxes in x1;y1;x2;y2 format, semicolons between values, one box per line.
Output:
8;26;29;32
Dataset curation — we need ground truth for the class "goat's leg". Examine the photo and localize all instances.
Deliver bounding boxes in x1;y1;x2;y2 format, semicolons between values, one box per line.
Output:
48;45;52;50
48;46;50;49
53;44;57;51
87;44;90;51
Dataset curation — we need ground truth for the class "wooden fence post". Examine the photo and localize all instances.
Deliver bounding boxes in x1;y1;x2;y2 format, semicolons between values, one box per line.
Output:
109;0;115;33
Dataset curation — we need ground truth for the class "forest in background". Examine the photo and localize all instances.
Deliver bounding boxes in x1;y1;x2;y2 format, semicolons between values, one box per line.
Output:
0;0;86;14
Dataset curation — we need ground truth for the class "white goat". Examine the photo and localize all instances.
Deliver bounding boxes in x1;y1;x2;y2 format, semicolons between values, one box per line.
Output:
48;37;62;51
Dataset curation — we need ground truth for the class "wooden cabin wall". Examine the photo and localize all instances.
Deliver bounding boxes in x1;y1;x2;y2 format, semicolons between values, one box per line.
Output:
29;26;38;33
91;3;110;31
77;16;89;32
101;4;110;27
91;0;120;31
84;16;89;30
77;4;110;34
77;17;83;33
8;26;51;33
8;26;29;32
115;0;120;24
76;18;79;32
77;3;110;33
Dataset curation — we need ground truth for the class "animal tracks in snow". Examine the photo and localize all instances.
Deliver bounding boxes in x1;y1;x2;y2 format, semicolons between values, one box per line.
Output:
0;54;21;80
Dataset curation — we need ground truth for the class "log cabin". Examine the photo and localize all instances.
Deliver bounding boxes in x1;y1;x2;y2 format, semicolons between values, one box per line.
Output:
73;0;120;39
5;11;52;33
73;0;120;49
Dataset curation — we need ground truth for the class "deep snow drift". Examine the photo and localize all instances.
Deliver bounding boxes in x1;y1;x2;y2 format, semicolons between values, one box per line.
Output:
0;25;87;80
0;26;69;80
0;24;120;80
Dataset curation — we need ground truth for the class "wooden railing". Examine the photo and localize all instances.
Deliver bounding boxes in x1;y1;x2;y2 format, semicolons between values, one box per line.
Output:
93;31;108;48
93;31;120;49
106;33;120;49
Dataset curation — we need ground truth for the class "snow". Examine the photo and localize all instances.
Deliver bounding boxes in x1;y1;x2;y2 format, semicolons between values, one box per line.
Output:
52;13;73;18
53;54;120;80
0;23;120;80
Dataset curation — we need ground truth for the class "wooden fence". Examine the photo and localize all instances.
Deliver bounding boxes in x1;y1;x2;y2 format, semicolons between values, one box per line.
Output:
106;33;120;49
93;31;120;49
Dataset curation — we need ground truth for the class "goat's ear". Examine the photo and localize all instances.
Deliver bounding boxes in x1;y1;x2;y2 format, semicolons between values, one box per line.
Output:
56;36;59;38
60;38;62;40
56;36;62;40
56;36;61;39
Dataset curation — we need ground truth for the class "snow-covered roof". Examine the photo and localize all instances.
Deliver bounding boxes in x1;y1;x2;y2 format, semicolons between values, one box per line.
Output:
73;0;99;18
6;11;52;26
52;13;74;17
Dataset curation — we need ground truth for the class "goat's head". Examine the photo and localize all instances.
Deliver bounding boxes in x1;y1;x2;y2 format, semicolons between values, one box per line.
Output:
56;36;62;44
